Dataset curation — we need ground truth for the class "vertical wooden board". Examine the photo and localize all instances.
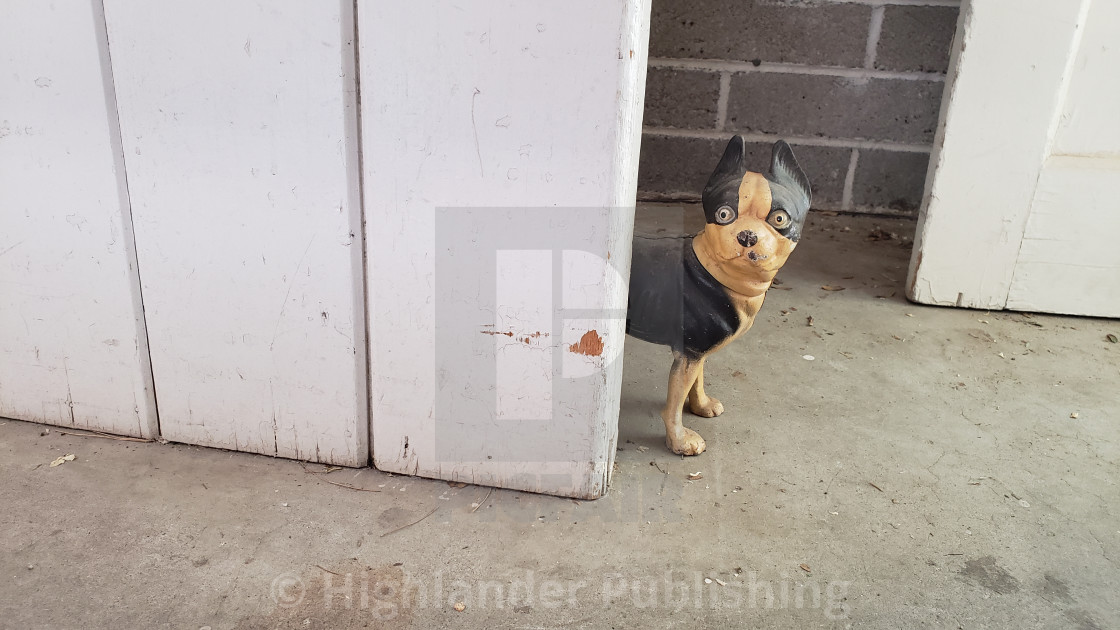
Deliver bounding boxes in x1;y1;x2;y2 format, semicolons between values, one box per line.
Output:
1052;0;1120;158
1005;0;1120;318
359;1;650;498
906;0;1087;309
0;1;157;437
1006;158;1120;317
103;1;367;465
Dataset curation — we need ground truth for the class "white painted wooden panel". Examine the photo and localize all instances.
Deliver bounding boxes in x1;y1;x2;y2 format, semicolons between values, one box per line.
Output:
1005;0;1120;317
907;0;1088;310
1052;0;1120;158
360;1;650;498
912;0;1120;317
1006;157;1120;317
103;1;367;464
0;1;157;437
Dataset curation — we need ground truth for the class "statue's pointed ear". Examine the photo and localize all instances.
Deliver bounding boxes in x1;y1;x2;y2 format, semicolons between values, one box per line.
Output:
769;140;812;208
704;135;746;195
702;136;748;221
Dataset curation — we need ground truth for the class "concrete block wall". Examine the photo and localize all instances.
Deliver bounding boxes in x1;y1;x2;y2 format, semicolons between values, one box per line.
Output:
638;0;960;215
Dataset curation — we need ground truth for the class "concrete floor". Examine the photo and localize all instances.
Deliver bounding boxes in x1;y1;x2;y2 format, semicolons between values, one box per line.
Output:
2;209;1118;629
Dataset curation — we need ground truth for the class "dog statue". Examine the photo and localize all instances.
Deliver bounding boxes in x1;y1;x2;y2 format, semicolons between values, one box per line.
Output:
627;136;812;455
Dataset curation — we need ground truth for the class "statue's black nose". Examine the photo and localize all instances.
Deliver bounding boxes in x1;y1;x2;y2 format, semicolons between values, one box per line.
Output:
737;230;758;247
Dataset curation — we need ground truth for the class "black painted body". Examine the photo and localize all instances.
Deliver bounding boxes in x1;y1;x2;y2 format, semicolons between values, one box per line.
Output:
626;235;743;360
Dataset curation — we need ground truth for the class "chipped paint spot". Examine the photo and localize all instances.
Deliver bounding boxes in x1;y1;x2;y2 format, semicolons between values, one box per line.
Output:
481;330;515;337
481;330;550;338
568;330;604;357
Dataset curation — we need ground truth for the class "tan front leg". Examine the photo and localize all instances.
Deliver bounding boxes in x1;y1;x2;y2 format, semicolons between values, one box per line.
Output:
662;353;707;455
687;358;724;418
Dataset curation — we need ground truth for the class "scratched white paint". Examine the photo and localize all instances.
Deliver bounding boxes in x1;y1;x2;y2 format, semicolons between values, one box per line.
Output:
1006;158;1120;316
494;250;553;421
1006;0;1120;317
0;1;158;437
908;0;1120;317
1051;0;1120;159
102;1;368;464
360;0;651;498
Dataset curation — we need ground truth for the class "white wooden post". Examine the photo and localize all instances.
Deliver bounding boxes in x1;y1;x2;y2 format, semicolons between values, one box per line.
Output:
908;0;1120;317
359;1;651;497
101;1;369;464
0;1;158;437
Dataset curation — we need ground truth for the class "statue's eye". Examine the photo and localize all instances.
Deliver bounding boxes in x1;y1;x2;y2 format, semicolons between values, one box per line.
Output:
715;205;736;225
767;209;791;230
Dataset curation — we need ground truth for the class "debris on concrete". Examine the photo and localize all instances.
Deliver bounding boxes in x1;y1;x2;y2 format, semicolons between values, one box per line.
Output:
48;454;75;467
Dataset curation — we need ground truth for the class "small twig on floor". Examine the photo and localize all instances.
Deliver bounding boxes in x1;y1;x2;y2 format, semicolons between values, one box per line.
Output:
318;477;381;492
57;430;151;443
471;487;494;513
316;564;343;576
381;506;439;537
299;463;377;491
299;462;343;474
650;461;668;475
824;468;841;495
868;482;884;492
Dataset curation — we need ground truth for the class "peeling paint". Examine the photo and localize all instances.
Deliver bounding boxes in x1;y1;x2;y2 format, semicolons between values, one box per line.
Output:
568;330;604;357
481;330;550;338
481;330;516;337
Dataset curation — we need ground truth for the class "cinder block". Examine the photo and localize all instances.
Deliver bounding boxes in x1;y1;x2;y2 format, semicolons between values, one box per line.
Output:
643;67;721;129
875;6;960;73
793;144;850;209
851;149;931;212
637;134;849;208
638;135;723;198
726;73;944;144
650;0;871;67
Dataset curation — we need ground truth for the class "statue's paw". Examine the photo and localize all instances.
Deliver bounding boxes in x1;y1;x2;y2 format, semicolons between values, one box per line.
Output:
689;396;724;418
666;428;707;456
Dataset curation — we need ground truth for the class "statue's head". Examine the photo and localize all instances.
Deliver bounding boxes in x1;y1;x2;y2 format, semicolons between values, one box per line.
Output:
696;136;812;284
